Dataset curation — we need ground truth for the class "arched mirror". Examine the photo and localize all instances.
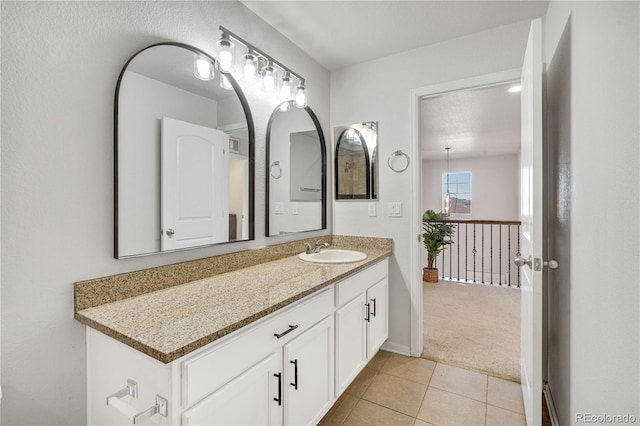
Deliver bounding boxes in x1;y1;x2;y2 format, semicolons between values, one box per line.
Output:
266;101;326;236
335;122;378;199
115;42;254;258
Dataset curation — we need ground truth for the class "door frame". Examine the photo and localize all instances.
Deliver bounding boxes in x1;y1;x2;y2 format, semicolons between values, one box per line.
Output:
408;68;522;357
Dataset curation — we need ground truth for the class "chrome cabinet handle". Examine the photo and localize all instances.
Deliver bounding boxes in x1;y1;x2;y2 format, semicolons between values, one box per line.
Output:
290;360;298;390
274;324;298;339
273;373;282;406
364;303;371;322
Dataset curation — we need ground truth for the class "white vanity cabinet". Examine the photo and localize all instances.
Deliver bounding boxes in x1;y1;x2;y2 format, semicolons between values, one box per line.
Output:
86;258;389;426
335;259;389;396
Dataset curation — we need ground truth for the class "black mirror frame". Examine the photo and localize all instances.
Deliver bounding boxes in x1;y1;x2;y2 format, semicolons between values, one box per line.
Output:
113;42;255;259
265;101;327;237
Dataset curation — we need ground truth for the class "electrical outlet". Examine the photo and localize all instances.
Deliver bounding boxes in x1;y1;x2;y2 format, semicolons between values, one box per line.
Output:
387;202;403;217
368;202;377;217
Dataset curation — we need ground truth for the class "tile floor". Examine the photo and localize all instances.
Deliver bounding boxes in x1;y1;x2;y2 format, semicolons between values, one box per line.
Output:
319;350;525;426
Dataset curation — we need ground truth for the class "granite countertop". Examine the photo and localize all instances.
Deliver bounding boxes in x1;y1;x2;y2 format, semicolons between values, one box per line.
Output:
76;241;391;364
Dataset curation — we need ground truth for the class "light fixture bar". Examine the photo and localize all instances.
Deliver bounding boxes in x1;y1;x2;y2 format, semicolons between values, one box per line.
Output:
219;26;305;85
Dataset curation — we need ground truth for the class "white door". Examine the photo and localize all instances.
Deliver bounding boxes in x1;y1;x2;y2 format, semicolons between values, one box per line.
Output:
517;18;543;426
284;315;334;426
366;278;389;359
335;293;368;396
161;117;229;251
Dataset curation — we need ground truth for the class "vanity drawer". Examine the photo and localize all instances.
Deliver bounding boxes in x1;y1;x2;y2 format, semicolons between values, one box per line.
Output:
181;286;334;407
336;259;388;306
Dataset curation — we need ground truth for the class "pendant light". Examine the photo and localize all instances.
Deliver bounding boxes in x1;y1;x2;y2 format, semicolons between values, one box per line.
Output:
444;147;451;214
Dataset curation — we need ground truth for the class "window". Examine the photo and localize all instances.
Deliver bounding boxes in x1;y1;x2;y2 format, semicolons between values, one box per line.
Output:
442;171;472;214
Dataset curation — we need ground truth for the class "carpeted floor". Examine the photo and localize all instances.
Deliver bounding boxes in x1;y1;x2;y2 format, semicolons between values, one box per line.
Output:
422;280;521;383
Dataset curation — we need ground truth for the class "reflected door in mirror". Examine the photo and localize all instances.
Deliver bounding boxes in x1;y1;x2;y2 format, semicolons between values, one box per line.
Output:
115;42;254;258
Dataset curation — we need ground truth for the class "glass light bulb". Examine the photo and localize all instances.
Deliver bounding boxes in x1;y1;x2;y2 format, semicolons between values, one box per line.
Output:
220;73;233;90
279;101;291;112
294;84;307;108
194;57;214;80
279;75;293;100
218;50;233;72
262;65;277;93
242;54;257;83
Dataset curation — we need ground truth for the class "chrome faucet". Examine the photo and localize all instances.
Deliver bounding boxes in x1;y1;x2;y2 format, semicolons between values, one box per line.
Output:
306;240;330;254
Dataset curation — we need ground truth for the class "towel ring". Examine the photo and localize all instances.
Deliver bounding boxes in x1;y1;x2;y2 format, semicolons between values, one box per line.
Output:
388;150;410;173
270;161;282;179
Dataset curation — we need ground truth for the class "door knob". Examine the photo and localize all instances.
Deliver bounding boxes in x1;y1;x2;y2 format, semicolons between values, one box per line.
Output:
166;228;175;237
514;256;532;268
544;259;559;269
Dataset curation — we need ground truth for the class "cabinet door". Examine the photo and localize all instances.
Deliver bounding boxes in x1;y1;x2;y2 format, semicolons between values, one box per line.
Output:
284;315;334;426
181;352;283;426
366;277;388;359
335;292;367;396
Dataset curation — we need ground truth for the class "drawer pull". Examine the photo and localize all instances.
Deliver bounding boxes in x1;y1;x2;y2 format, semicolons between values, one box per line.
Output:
274;373;282;406
274;324;298;339
371;298;377;317
365;303;371;322
290;359;299;390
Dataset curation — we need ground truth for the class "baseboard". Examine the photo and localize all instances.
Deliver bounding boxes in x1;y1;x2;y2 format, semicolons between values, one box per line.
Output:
543;382;560;426
381;341;411;356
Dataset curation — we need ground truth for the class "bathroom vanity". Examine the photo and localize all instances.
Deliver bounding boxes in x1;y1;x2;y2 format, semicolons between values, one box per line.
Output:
75;236;391;425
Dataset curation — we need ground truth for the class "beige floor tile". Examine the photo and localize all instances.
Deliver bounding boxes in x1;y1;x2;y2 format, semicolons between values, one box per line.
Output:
486;404;526;426
318;393;359;426
381;353;436;385
429;363;488;402
414;419;436;426
345;367;377;397
366;350;392;371
362;372;427;417
342;399;415;426
487;376;524;414
417;387;486;426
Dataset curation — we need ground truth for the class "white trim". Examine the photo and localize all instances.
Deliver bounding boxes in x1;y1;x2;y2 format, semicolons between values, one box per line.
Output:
409;68;522;358
380;341;411;357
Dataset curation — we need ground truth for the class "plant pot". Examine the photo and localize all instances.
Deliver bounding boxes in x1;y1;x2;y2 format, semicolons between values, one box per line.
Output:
423;268;439;283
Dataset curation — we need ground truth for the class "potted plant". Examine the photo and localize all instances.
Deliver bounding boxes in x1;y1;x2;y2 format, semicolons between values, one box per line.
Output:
422;209;455;283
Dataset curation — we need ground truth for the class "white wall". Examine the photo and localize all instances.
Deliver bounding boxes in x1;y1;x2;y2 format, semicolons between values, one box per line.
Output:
331;21;531;353
544;1;639;423
422;154;519;221
1;2;329;423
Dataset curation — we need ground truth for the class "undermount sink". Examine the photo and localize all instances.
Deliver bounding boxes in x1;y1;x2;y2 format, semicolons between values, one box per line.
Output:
298;249;367;264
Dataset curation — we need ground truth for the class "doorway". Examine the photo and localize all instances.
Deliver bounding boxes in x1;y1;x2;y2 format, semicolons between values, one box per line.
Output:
412;69;520;373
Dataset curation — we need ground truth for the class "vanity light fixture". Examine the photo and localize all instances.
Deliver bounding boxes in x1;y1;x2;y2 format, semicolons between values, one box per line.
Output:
194;56;214;81
279;72;293;100
216;32;235;72
262;61;278;93
294;82;308;108
219;73;233;90
242;50;258;83
217;26;309;108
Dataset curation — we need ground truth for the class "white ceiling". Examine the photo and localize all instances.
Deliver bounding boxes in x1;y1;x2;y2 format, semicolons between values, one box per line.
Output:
241;0;549;71
421;83;522;160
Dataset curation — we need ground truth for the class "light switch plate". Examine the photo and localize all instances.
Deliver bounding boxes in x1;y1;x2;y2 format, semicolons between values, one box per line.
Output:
291;202;299;215
368;202;377;217
274;202;284;215
387;202;403;217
